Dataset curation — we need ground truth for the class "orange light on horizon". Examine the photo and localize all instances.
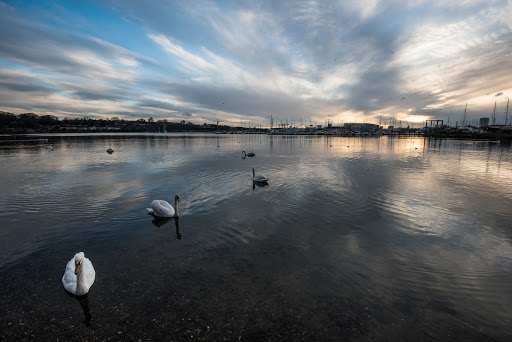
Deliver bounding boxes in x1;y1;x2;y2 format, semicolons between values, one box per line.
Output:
402;115;431;123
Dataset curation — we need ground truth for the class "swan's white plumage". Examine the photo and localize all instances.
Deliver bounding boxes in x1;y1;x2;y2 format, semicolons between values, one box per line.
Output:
62;252;95;296
147;200;175;217
252;168;268;182
253;175;268;182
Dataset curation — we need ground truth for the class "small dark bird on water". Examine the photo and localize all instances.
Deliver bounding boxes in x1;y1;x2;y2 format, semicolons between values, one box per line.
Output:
242;151;255;158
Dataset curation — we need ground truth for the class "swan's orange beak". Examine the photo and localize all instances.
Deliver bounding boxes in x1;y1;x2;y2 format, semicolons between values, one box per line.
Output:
74;263;80;275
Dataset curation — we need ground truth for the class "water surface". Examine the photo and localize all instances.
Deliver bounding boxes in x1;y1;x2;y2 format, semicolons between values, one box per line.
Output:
1;133;512;340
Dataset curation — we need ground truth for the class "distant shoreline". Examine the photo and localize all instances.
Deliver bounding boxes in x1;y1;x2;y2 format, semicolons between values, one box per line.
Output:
1;131;511;143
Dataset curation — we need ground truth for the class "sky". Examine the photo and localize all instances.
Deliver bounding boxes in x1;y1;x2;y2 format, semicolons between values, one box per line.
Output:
0;0;511;127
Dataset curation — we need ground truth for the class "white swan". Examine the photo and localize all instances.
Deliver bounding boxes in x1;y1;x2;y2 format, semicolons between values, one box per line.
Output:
147;194;180;217
252;168;268;182
46;145;53;150
62;252;95;296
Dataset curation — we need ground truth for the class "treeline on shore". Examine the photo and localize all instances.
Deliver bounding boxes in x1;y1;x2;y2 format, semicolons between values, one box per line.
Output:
0;111;233;134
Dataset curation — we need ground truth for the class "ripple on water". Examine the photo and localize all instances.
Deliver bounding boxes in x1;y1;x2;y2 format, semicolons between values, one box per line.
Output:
1;135;512;340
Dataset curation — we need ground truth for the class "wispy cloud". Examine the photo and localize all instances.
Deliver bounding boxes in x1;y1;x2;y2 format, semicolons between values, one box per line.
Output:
0;0;511;126
148;34;215;74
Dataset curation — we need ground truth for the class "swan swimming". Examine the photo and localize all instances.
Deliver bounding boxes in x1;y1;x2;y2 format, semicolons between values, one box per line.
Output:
62;252;95;296
242;151;255;158
107;148;114;153
147;194;180;217
252;168;268;182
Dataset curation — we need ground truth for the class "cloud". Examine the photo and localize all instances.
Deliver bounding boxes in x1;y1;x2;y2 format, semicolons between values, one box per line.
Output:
0;7;143;82
138;98;180;112
72;90;125;102
148;34;215;74
0;0;511;126
0;68;56;94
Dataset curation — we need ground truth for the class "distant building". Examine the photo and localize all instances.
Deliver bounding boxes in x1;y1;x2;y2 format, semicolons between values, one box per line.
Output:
344;123;380;132
425;120;444;131
479;117;489;128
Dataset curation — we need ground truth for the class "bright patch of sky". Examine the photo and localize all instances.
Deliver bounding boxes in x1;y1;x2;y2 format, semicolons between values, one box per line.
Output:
0;0;511;127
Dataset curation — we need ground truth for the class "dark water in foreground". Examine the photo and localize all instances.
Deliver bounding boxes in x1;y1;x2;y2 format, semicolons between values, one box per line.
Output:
1;133;512;341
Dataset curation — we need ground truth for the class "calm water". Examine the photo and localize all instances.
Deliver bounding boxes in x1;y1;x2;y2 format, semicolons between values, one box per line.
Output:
1;133;512;341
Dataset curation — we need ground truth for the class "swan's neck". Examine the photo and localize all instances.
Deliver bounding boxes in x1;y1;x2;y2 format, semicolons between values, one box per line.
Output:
174;197;180;217
76;266;87;296
252;169;255;177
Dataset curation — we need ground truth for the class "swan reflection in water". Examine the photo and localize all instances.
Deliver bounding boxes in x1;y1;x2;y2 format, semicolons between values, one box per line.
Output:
253;181;269;190
151;217;182;239
65;291;92;327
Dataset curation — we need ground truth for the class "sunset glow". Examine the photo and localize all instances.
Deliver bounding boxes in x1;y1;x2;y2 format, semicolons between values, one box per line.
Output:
0;0;511;126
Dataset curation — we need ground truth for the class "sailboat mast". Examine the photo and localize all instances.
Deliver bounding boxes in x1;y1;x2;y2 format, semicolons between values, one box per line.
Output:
463;103;467;126
493;101;497;125
506;99;510;126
